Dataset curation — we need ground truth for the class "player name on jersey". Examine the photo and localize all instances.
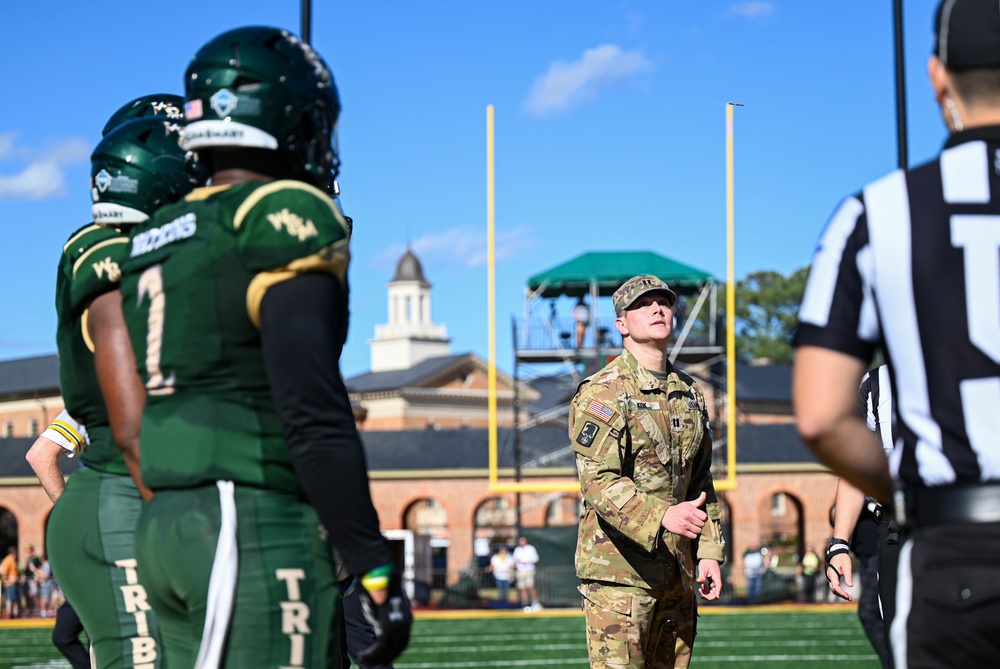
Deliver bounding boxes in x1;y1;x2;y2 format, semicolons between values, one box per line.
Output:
131;213;197;257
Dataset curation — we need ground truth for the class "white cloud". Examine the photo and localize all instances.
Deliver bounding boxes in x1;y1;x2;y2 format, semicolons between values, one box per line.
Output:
523;44;653;117
727;1;776;19
0;134;17;160
0;135;90;200
370;225;536;272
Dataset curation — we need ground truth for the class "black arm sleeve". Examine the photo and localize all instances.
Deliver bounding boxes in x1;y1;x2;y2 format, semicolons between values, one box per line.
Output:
259;272;391;575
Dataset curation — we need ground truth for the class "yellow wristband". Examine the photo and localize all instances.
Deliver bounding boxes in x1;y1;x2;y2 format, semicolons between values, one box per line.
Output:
361;565;392;591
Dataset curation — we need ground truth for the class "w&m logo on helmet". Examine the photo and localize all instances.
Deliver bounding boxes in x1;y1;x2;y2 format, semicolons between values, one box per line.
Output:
210;89;238;117
95;170;112;193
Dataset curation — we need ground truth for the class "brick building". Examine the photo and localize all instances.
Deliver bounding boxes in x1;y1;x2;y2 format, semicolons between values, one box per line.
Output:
0;250;837;597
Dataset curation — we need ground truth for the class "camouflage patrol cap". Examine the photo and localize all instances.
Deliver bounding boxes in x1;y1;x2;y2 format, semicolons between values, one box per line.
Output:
613;275;677;315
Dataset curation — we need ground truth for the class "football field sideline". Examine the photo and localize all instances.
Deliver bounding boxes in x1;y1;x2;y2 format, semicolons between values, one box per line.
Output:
0;606;879;669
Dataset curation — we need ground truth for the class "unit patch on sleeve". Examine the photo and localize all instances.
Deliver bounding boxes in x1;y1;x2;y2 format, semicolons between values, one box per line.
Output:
584;400;616;424
576;421;600;447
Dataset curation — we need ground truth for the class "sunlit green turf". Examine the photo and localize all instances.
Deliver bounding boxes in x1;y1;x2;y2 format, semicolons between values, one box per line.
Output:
0;608;878;668
394;609;879;668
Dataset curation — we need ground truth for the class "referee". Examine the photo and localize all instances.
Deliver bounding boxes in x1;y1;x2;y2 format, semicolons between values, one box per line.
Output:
826;366;900;669
793;1;1000;667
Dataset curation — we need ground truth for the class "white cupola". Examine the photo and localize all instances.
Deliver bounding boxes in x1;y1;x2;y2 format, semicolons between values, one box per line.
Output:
369;248;451;371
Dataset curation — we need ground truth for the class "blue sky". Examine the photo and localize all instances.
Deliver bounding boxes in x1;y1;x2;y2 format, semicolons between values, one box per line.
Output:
0;1;946;377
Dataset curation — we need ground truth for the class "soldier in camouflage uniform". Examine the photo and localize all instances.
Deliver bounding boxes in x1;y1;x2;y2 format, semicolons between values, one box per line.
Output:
570;275;726;669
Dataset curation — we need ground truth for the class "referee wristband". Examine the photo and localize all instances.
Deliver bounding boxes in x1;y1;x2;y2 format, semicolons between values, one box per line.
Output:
826;537;851;569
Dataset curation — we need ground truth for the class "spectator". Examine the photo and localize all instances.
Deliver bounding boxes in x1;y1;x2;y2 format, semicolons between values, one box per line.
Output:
37;554;54;618
799;545;820;603
513;537;541;611
743;541;765;603
22;545;41;617
1;547;19;619
487;546;514;603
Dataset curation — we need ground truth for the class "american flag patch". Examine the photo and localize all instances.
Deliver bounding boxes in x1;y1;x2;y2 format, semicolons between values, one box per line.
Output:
584;400;615;423
185;99;203;120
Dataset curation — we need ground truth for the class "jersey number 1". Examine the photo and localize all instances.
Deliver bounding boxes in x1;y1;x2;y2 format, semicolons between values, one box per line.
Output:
137;265;175;396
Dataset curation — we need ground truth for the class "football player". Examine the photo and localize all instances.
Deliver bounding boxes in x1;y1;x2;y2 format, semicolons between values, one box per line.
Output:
109;27;411;668
45;102;199;669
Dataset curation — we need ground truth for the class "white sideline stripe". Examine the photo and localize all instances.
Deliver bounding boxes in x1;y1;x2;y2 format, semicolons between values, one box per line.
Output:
698;640;870;648
404;639;872;655
397;657;875;669
685;656;876;662
410;628;863;644
406;643;583;653
409;633;581;642
397;660;590;668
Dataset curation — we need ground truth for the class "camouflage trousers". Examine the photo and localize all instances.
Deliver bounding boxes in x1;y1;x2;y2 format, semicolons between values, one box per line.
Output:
580;580;697;669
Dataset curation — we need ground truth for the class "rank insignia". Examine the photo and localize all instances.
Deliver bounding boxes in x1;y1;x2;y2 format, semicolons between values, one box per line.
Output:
576;421;600;447
670;413;684;432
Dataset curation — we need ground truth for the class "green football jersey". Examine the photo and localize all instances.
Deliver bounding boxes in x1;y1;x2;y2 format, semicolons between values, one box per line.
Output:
55;223;131;475
119;180;352;492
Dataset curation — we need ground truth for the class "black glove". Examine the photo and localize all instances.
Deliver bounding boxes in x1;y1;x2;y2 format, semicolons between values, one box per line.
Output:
357;566;413;665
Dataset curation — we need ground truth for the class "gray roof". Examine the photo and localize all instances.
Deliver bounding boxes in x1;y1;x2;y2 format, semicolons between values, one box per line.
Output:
0;355;60;400
358;423;812;472
391;249;429;285
734;364;792;403
0;424;812;479
0;437;82;478
346;354;474;393
734;423;816;464
361;426;573;470
523;373;579;414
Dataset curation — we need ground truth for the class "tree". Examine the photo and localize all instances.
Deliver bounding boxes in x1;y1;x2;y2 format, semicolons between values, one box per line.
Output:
733;267;809;364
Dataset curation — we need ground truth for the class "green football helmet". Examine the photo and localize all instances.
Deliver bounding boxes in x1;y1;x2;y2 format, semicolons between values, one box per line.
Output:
102;94;185;137
91;118;199;226
182;26;341;190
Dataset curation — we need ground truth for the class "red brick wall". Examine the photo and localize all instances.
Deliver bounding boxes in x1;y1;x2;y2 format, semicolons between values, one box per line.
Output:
0;486;54;558
0;468;840;589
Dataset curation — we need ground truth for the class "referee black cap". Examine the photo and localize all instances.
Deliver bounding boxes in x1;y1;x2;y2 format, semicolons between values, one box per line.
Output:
935;0;1000;71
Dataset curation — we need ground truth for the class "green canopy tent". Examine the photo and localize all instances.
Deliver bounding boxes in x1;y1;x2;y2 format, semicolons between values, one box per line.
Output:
527;251;715;299
516;251;722;366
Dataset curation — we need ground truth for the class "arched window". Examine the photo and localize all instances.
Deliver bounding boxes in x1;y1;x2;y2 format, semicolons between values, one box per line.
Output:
0;506;19;562
474;497;516;551
544;494;582;527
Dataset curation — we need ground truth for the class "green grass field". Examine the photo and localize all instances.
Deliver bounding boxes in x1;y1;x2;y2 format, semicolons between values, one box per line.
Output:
0;607;879;669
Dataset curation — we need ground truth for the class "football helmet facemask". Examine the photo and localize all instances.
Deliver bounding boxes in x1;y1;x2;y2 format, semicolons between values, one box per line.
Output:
182;26;341;191
102;94;186;137
91;118;200;226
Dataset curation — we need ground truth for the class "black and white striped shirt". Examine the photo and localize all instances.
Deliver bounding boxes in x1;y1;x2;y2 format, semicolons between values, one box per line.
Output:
857;364;894;455
796;126;1000;490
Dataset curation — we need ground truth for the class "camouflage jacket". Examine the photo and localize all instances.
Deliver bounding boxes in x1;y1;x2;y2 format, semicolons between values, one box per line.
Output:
570;349;725;590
